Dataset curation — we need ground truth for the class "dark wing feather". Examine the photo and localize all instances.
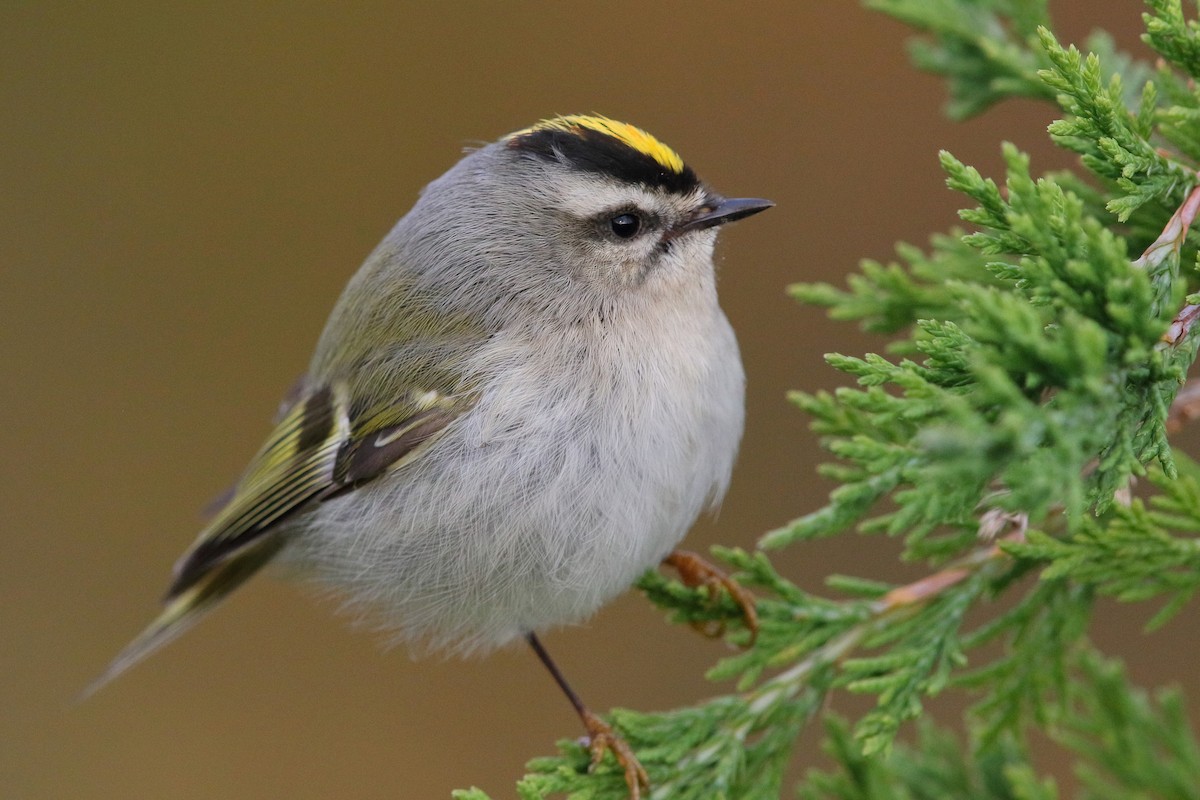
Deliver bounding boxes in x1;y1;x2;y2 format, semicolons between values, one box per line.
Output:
168;384;349;596
88;381;462;695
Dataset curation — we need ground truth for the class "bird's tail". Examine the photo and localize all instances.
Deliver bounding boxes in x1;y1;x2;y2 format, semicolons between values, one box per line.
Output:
81;536;283;700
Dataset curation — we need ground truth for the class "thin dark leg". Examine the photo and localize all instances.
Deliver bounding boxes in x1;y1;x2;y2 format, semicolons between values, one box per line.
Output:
525;632;649;799
527;632;587;717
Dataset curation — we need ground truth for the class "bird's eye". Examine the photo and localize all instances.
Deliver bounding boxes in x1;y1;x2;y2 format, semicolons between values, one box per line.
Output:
609;213;642;239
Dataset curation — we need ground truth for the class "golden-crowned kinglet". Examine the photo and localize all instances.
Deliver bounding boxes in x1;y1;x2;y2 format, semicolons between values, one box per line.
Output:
92;115;771;797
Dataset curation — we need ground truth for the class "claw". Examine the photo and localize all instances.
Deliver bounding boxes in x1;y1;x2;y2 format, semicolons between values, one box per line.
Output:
581;708;649;800
663;549;759;646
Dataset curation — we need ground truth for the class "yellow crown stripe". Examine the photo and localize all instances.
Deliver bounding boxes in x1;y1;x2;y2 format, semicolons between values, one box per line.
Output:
510;114;686;175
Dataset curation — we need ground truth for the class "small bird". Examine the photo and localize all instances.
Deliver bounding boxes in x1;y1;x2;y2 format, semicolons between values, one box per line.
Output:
91;115;770;797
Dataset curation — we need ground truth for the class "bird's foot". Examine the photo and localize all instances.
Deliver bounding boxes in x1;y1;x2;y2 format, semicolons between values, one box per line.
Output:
581;708;649;800
663;549;759;646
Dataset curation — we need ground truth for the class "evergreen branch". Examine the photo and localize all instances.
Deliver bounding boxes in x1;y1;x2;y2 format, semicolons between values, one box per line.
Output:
774;120;1200;559
864;0;1058;119
458;535;1027;799
1144;0;1200;80
1057;651;1200;798
797;649;1200;800
460;4;1200;796
1007;454;1200;631
514;540;1036;800
798;717;1060;800
1036;27;1193;220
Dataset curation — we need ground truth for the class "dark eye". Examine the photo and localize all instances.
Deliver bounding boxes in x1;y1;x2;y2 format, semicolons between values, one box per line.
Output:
609;213;642;239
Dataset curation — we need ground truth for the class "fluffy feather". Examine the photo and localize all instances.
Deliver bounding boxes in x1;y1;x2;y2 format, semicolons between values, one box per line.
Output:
92;115;757;690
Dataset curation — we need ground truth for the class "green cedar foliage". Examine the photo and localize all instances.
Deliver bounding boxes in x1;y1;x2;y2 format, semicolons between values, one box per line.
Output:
459;3;1200;797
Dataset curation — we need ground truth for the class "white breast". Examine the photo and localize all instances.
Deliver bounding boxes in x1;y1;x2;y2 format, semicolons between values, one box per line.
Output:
288;292;744;656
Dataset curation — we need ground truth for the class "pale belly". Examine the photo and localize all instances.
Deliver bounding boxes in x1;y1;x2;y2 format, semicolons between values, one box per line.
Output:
285;313;744;655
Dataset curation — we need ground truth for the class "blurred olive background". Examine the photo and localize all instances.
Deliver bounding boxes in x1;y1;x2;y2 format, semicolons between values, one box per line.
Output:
5;3;1198;798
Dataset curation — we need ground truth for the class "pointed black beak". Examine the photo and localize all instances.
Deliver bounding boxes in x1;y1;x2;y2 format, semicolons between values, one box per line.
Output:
678;196;774;233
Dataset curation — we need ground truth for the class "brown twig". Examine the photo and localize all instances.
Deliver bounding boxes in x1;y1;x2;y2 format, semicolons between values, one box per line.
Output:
1133;175;1200;346
877;530;1019;613
1134;178;1200;274
1164;304;1200;347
